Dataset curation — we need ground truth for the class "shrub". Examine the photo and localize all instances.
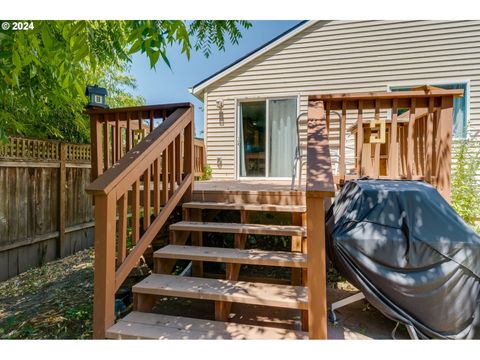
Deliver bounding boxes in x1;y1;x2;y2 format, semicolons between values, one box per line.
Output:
451;136;480;233
200;164;212;181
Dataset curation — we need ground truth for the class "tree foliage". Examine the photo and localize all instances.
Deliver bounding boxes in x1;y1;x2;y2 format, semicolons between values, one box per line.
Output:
0;20;251;143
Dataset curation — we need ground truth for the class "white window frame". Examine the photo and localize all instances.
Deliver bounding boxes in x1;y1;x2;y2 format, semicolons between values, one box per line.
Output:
94;94;103;104
235;94;300;180
386;79;470;139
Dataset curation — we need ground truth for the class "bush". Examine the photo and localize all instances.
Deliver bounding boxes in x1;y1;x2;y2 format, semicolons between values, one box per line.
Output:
451;137;480;233
200;164;212;181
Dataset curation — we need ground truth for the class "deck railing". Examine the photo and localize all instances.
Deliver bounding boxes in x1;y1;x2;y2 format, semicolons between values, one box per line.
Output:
194;138;206;177
86;104;195;339
304;88;462;339
87;103;192;181
310;87;463;200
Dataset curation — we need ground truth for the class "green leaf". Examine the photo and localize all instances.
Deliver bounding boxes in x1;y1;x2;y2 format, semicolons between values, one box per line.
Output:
159;50;170;69
30;65;37;78
149;50;160;69
74;80;84;96
12;51;21;68
41;25;53;48
128;39;143;54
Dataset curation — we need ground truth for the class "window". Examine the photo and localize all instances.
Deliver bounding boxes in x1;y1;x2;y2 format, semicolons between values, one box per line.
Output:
390;82;468;139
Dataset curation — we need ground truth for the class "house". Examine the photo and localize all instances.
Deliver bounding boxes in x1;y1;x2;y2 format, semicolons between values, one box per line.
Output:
190;20;479;181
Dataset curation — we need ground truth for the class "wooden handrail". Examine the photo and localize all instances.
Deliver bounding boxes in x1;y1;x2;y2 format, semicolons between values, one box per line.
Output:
86;102;192;115
310;89;464;101
87;104;195;339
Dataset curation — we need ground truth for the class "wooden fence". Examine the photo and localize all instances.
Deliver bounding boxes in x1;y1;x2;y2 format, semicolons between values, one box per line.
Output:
0;137;94;281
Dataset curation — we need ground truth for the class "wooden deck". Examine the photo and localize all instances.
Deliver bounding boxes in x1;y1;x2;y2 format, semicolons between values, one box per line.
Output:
88;89;459;340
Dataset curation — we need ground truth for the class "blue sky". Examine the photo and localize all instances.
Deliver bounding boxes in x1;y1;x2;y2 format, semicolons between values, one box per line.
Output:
130;20;301;138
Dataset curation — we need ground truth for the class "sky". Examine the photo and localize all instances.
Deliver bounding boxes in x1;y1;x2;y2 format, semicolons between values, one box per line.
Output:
130;20;302;138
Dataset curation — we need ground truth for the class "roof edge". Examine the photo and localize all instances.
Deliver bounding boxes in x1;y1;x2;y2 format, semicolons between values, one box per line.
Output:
191;20;318;99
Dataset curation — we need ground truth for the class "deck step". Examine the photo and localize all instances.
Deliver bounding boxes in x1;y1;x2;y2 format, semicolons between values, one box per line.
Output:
133;274;308;310
169;221;306;237
106;311;308;339
154;245;307;268
183;201;306;213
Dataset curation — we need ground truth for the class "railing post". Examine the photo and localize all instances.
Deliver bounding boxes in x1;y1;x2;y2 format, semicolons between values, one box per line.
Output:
183;108;194;201
436;95;453;201
92;193;117;339
425;97;434;183
306;100;335;340
306;195;328;339
90;114;103;181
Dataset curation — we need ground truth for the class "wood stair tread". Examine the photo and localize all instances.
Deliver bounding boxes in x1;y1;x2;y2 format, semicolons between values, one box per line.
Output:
133;274;308;310
154;245;307;268
183;201;306;213
106;311;308;339
169;221;306;236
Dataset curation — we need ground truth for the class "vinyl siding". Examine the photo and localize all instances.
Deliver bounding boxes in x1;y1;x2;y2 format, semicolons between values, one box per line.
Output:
201;20;480;179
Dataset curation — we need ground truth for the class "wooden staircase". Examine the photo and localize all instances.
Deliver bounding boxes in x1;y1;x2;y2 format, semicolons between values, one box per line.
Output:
86;101;335;339
106;200;310;339
86;91;461;339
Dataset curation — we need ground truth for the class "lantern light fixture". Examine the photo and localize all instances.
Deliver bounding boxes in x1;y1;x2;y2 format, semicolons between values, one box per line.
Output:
85;85;109;109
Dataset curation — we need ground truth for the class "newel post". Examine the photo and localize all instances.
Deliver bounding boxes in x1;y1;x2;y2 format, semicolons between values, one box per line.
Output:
92;193;117;339
436;95;454;202
305;100;335;340
183;107;195;202
90;113;103;182
306;194;327;339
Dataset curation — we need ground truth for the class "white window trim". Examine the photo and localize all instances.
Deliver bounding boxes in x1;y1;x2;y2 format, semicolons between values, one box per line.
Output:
235;95;300;180
386;79;470;139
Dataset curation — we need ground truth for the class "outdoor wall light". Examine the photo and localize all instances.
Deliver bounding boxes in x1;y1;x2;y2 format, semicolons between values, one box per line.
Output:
85;85;109;109
216;98;224;110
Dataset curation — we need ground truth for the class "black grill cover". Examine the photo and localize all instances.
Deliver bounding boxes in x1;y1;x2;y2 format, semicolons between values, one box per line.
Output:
326;180;480;339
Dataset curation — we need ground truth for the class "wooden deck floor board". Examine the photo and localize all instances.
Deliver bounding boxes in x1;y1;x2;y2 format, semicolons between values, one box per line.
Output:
106;312;308;339
154;245;307;268
183;201;306;212
133;274;308;310
169;221;306;236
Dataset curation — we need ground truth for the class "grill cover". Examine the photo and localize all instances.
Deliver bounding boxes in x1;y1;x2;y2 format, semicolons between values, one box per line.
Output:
326;180;480;339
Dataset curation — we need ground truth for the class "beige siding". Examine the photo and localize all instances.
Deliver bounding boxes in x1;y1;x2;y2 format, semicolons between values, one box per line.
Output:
202;20;480;179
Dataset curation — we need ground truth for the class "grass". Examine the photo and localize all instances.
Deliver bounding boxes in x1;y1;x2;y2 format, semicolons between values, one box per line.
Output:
0;248;94;339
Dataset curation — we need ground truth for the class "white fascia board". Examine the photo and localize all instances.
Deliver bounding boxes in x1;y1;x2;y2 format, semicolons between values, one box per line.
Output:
191;20;319;98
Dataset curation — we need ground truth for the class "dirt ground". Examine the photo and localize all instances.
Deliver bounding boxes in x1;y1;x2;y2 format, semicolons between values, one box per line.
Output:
0;247;408;339
0;249;94;339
